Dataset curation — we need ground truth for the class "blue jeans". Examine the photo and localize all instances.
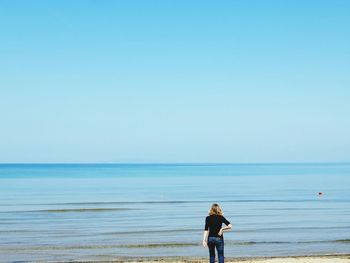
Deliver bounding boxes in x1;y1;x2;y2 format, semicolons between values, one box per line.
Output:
208;236;224;263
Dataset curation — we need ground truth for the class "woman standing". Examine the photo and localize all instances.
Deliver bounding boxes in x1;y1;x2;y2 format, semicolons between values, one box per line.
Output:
203;203;232;263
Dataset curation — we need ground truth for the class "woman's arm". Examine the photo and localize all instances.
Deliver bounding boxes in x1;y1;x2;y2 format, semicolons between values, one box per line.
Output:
202;230;208;247
218;224;232;236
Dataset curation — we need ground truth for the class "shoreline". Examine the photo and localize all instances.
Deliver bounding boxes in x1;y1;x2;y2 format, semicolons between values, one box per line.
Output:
60;254;350;263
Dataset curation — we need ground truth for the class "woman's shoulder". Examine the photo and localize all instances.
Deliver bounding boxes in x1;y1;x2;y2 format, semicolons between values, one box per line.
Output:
207;214;221;218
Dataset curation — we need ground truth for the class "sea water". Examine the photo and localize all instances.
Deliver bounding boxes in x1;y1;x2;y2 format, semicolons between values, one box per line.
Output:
0;163;349;262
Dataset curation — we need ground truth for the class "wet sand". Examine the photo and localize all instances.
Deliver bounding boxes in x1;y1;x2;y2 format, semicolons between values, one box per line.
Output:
76;254;350;262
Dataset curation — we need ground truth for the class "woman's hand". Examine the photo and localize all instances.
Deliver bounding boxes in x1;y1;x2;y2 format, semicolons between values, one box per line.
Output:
218;228;223;236
202;240;207;247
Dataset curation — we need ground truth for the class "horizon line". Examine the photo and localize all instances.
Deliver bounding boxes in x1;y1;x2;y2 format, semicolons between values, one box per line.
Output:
0;162;349;165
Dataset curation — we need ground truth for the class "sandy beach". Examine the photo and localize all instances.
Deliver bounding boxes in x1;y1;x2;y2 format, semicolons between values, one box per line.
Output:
79;255;350;263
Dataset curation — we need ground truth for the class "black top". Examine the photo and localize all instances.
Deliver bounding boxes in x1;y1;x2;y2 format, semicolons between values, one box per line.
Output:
204;214;231;239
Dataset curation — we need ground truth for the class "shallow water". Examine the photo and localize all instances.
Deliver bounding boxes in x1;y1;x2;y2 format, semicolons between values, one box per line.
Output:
0;163;349;262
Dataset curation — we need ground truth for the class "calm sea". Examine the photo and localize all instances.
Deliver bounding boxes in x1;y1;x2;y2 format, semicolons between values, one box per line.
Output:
0;163;349;262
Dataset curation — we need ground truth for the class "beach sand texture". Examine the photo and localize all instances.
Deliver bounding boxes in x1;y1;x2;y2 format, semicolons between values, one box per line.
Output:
120;258;349;263
85;255;350;263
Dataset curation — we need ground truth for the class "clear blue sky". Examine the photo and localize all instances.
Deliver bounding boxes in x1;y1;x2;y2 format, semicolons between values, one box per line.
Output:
0;0;349;163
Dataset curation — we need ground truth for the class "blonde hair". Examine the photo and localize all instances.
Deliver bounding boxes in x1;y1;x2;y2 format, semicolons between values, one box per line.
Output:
208;203;224;216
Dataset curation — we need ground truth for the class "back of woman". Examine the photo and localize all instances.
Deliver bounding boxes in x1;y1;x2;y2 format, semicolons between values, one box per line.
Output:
203;203;232;263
